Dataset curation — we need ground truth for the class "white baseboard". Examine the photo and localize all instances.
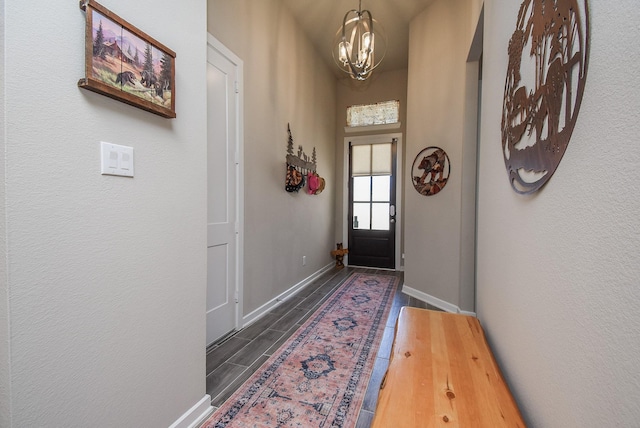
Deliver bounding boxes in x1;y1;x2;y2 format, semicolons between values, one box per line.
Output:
402;284;477;317
169;395;213;428
242;263;334;327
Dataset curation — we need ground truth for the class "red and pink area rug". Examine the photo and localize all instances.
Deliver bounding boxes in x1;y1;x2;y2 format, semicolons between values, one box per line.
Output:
202;272;399;428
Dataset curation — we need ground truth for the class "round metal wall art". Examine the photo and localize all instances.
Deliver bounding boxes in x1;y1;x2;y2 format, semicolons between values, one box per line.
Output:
411;146;450;196
501;0;589;194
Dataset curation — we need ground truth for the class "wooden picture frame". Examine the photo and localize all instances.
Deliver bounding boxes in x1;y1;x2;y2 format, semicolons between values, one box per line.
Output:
78;0;176;118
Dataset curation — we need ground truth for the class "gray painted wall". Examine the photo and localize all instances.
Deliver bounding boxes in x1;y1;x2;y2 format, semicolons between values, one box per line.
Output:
207;0;337;315
406;0;640;424
405;0;478;311
0;0;9;425
477;1;640;426
2;1;208;426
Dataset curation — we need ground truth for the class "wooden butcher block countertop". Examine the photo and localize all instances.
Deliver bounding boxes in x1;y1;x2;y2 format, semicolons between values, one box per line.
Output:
371;307;526;427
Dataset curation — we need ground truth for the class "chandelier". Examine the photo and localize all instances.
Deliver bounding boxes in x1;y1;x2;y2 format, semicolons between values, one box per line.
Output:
333;0;386;81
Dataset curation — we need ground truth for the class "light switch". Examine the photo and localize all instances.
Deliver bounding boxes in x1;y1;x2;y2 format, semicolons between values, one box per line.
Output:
121;152;131;171
109;150;118;168
101;142;134;177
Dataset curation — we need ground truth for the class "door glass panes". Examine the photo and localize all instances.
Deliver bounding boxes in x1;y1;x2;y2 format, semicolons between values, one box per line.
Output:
353;176;371;201
352;145;372;176
372;176;390;201
371;143;392;174
353;203;371;229
371;203;390;230
351;142;392;231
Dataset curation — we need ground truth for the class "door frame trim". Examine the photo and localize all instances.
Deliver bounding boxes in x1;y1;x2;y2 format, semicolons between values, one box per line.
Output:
207;33;244;332
342;133;403;270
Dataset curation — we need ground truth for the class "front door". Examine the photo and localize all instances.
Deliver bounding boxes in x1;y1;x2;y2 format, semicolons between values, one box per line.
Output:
206;37;242;346
348;139;397;269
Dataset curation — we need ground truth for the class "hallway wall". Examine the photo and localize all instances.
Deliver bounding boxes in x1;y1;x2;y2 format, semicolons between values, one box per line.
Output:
477;1;640;425
406;0;640;425
207;0;337;315
404;0;481;311
0;0;8;424
2;1;208;426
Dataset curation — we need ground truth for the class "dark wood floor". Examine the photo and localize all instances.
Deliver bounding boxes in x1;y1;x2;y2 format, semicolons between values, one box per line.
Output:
205;266;439;427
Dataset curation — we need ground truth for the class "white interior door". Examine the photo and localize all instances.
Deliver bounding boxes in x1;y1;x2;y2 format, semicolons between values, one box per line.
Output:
206;36;243;346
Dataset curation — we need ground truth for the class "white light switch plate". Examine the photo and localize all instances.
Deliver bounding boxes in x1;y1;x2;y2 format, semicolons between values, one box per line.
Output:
101;142;134;177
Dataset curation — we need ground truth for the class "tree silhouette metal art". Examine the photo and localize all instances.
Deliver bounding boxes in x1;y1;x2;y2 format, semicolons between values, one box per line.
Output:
501;0;589;194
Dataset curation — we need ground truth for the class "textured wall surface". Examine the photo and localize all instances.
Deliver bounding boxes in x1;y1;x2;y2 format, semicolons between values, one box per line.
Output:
208;0;337;315
404;0;478;308
0;0;9;424
477;1;640;426
3;1;208;426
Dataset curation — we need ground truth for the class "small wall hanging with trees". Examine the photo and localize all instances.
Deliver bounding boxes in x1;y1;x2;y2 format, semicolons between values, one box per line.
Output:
285;124;325;194
501;0;589;194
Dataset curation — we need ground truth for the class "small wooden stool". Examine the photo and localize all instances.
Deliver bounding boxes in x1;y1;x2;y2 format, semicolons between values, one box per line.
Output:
330;243;348;269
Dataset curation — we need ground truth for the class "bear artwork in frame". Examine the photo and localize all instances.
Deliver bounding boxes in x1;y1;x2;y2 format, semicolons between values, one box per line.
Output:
78;0;176;118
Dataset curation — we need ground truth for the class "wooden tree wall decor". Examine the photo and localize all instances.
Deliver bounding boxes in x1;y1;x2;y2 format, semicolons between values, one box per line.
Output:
411;146;450;196
502;0;589;194
285;124;324;194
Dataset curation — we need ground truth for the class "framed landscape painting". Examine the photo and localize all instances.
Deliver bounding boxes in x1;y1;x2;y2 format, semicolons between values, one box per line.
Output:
78;0;176;118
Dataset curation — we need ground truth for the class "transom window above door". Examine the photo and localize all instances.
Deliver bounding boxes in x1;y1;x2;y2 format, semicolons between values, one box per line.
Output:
346;100;399;128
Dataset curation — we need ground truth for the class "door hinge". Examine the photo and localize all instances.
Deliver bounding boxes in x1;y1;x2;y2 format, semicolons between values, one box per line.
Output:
234;289;239;304
234;81;239;94
234;222;239;234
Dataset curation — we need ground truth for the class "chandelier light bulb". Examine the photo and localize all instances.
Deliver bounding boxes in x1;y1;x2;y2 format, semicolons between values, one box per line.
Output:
339;41;351;65
332;0;386;81
363;32;373;50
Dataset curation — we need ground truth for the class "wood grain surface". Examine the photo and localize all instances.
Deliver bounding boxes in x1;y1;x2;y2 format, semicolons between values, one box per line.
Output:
371;307;526;427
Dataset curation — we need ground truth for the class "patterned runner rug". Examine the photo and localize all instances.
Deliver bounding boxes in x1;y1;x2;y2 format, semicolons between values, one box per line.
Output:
202;272;399;428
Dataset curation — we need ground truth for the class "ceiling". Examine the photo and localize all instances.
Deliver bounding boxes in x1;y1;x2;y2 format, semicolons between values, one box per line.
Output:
281;0;437;79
